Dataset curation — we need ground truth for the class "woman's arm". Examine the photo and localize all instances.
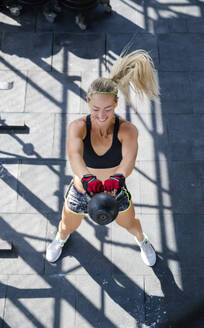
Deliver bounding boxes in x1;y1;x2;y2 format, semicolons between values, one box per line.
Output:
113;121;138;178
67;119;91;179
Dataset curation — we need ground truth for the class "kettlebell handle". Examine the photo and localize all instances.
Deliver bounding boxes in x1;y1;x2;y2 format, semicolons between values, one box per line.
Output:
86;189;125;203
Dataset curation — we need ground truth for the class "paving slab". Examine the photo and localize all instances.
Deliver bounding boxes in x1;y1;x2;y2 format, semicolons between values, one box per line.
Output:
158;33;204;71
75;274;145;328
0;113;55;158
0;7;36;32
123;92;158;116
4;275;76;328
138;160;172;215
168;18;188;33
0;162;18;213
16;160;72;214
153;18;170;34
0;213;47;274
158;71;193;114
151;1;202;19
45;216;112;276
187;17;204;32
0;32;52;71
150;17;189;34
52;33;106;73
167;114;204;160
174;214;204;274
0;276;8;328
170;161;204;214
87;1;145;33
0;239;12;251
25;70;81;114
131;114;169;161
144;270;204;327
0;70;28;112
190;72;204;114
106;33;159;72
162;3;201;17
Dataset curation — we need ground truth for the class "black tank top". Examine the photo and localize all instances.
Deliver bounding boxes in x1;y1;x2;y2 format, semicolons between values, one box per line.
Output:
83;115;122;169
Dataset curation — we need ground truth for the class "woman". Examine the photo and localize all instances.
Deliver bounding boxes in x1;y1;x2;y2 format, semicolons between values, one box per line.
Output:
46;49;159;266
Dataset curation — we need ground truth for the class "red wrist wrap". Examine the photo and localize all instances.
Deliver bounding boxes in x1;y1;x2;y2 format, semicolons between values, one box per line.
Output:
104;174;125;192
81;175;104;194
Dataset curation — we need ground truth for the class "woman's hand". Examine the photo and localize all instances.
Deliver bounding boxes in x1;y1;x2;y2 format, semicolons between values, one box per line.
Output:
104;174;125;193
81;174;104;196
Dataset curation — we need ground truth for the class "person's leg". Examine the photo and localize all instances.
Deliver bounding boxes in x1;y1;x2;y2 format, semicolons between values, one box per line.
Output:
46;182;87;262
58;202;84;240
43;0;60;23
4;0;22;16
115;202;156;266
75;11;88;31
100;0;112;13
46;205;83;263
115;202;144;242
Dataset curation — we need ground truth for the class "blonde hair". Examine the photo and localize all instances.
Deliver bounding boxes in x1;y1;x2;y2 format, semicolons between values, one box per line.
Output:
87;49;159;103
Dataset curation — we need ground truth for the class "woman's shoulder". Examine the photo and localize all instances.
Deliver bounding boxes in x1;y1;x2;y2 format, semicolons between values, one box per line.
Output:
68;116;87;138
118;117;138;137
69;116;87;128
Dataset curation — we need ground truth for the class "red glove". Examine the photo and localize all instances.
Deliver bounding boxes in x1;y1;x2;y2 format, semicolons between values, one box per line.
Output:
81;174;104;194
104;174;125;192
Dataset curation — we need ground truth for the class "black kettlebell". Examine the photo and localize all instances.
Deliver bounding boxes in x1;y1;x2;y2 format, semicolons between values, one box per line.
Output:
87;193;119;225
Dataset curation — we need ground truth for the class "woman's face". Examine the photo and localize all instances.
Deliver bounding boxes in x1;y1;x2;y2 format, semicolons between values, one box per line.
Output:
88;94;118;127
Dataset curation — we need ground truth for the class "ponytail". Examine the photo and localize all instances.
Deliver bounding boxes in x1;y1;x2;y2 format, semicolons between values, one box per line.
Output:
87;50;159;104
109;49;159;102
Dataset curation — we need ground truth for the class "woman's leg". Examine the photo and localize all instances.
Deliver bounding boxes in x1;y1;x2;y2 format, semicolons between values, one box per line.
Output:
46;201;84;262
115;201;144;242
115;201;156;266
58;201;84;240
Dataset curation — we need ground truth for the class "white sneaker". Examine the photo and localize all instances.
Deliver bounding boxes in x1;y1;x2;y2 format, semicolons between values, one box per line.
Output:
136;234;156;266
75;15;87;31
46;234;69;263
